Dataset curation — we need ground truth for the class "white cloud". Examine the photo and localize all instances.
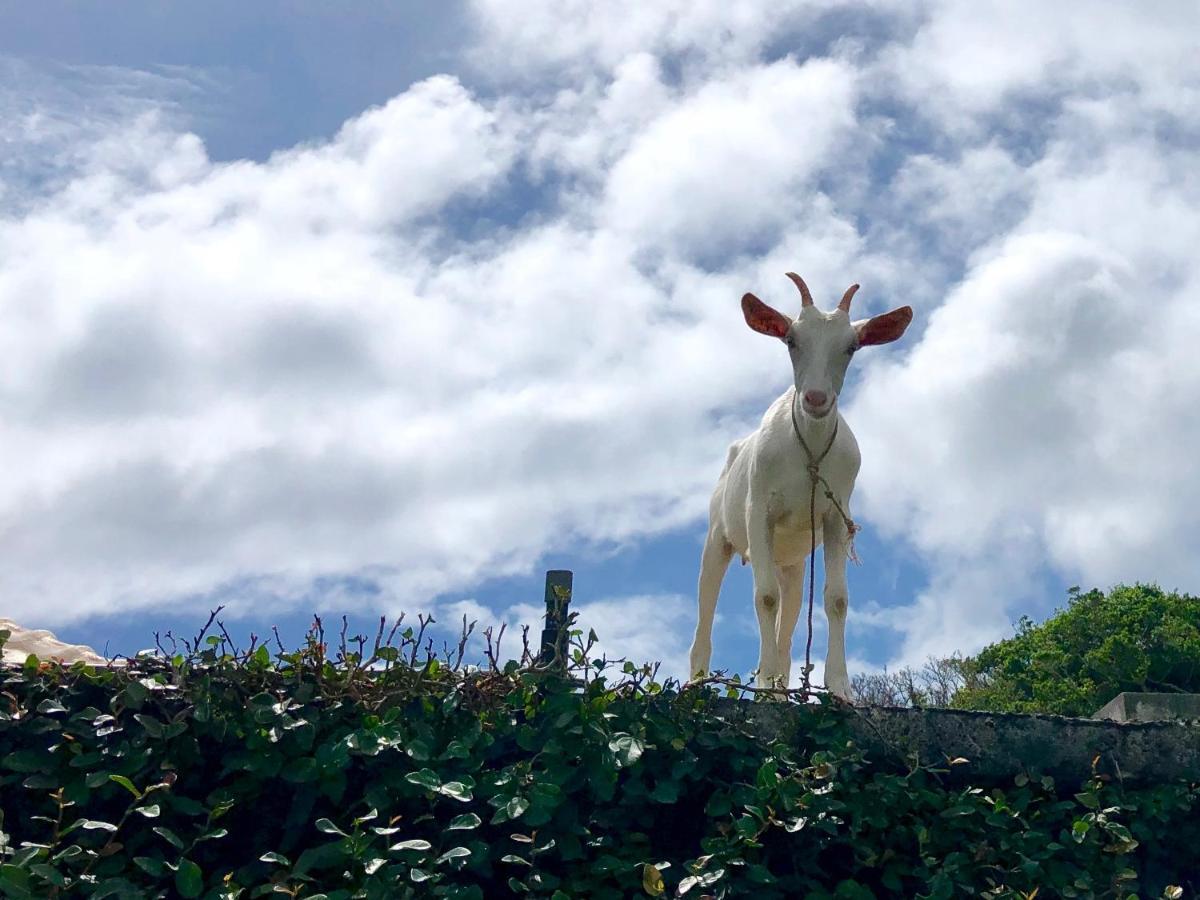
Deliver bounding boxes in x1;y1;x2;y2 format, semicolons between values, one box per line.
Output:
3;2;1199;689
466;0;823;81
523;53;674;185
881;0;1200;127
0;55;209;209
851;131;1200;664
890;144;1031;253
601;58;859;260
0;63;855;627
569;593;697;679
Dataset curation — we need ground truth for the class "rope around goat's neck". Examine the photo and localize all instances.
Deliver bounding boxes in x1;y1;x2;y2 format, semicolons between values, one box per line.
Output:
789;392;861;698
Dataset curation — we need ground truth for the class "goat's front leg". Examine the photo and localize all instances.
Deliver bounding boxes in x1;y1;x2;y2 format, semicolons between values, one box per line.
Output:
821;509;852;700
747;502;782;687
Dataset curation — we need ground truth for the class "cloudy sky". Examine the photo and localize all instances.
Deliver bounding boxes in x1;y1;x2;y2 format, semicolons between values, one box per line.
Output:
2;1;1198;684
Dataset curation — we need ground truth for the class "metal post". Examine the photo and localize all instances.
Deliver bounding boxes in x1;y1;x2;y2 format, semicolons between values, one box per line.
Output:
538;569;573;668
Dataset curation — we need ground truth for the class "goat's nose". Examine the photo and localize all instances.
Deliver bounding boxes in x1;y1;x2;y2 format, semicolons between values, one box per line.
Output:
803;390;828;408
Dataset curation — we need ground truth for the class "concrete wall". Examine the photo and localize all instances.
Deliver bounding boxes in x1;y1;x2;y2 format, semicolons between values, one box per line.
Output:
712;698;1200;786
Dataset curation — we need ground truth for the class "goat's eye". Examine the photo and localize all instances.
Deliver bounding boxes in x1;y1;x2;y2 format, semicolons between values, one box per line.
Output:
846;345;858;356
784;336;796;350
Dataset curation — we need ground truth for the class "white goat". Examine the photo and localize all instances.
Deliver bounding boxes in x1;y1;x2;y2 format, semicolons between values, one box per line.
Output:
688;273;912;698
0;618;107;666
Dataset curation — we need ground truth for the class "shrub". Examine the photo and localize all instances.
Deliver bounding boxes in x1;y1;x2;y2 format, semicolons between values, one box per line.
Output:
951;584;1200;716
0;615;1196;898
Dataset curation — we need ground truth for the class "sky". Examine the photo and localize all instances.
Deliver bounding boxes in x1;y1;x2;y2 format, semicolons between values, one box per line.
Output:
1;1;1198;686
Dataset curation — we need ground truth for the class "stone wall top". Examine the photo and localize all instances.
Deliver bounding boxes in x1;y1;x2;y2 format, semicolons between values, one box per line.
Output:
711;698;1200;786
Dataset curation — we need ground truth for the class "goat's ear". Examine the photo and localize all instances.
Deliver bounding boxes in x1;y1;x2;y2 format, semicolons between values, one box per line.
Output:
854;305;913;347
741;293;791;339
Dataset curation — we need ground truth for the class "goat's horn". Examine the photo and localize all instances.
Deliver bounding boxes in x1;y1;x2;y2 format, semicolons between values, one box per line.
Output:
785;272;814;307
837;283;860;312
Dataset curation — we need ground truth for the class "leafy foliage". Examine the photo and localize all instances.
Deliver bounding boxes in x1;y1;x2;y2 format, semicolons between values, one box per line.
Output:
0;612;1197;898
951;584;1200;716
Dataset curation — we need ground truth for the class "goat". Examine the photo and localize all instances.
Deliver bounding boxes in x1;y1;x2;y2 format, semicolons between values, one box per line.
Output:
688;273;912;698
0;618;107;666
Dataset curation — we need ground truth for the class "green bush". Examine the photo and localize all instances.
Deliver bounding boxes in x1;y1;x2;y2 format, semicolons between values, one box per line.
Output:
1;616;1197;898
952;584;1200;716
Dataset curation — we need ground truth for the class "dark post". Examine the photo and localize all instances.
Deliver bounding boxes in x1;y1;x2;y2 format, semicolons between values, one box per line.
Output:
538;569;573;668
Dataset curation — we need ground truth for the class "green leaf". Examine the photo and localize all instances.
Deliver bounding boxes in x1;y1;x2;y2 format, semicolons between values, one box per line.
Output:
259;852;290;866
447;813;482;831
506;796;530;821
704;793;732;817
364;858;386;875
153;826;185;849
609;734;645;767
80;820;119;832
122;680;149;707
108;774;142;799
3;750;50;773
175;858;203;899
390;840;433;852
649;780;680;804
0;865;31;893
939;805;975;818
439;781;473;802
405;769;441;791
281;757;318;783
135;804;161;818
9;847;42;867
29;860;68;892
133;856;167;877
133;713;164;738
209;798;236;821
406;739;433;761
436;846;471;864
315;818;347;836
642;862;665;896
293;842;349;876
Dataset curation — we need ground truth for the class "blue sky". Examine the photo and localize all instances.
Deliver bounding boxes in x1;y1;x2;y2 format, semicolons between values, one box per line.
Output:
2;1;1198;685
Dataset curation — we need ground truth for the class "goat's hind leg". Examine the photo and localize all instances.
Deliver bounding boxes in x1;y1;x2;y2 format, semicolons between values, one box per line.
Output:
821;510;852;699
688;526;733;679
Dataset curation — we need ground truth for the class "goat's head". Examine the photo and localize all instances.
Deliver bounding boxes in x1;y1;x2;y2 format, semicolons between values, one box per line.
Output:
741;272;913;419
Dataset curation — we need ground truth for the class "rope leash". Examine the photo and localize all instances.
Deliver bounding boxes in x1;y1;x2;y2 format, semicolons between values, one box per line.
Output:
790;394;861;697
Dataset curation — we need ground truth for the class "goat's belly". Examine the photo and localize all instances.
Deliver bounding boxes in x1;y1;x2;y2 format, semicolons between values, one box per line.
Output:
772;519;823;566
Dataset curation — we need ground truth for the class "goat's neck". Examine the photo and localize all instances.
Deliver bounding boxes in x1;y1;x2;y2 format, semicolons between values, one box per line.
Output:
789;388;839;463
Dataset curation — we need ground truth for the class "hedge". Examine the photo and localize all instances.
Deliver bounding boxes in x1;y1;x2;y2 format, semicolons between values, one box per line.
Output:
0;617;1196;898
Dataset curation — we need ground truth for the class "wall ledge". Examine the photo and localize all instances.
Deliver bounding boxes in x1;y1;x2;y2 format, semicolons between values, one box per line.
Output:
710;698;1200;786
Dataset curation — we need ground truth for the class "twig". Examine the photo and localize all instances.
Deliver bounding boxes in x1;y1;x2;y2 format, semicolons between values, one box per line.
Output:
191;607;225;654
216;618;241;657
